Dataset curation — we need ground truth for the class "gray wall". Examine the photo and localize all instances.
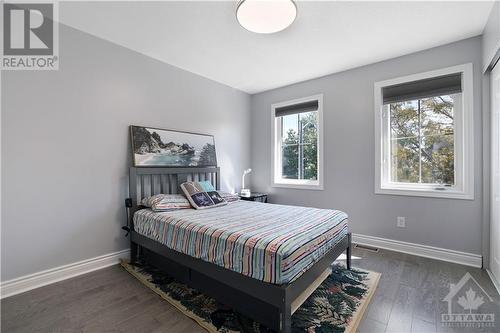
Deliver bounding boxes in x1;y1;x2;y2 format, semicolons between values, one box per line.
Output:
1;25;251;281
250;37;484;255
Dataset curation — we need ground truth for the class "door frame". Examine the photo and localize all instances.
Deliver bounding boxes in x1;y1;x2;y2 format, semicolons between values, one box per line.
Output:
488;61;500;295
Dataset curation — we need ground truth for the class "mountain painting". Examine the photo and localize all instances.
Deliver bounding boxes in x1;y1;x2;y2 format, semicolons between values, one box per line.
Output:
131;126;217;167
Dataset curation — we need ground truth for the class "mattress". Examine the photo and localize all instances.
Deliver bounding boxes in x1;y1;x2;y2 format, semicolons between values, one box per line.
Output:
133;201;348;284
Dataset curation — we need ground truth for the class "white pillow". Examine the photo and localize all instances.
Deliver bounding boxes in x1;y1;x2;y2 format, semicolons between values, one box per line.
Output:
140;194;192;211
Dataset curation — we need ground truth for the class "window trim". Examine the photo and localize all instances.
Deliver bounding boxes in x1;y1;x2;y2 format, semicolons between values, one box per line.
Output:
374;64;474;200
271;94;324;190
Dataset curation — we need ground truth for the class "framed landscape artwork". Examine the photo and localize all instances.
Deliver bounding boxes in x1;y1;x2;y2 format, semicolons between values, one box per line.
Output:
130;125;217;167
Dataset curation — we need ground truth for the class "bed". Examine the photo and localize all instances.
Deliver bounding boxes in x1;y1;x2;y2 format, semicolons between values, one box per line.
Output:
127;167;351;333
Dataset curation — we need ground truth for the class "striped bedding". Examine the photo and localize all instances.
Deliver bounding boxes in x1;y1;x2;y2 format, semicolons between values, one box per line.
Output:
133;201;348;284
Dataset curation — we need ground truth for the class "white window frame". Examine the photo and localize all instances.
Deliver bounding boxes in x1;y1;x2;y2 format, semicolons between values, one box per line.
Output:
374;64;474;200
271;94;324;190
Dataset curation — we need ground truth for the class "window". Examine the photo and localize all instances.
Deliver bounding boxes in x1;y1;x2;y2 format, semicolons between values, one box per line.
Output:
272;94;324;189
375;64;474;199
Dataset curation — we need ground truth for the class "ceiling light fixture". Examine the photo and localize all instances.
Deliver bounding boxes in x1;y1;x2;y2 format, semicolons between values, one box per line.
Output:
236;0;297;34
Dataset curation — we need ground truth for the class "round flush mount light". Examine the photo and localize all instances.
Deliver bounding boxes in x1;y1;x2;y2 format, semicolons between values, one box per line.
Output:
236;0;297;34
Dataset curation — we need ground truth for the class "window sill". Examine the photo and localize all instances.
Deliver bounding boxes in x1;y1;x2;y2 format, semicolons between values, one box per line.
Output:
272;180;324;190
376;186;474;200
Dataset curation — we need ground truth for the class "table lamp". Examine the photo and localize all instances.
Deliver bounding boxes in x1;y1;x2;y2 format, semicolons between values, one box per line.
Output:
240;168;252;197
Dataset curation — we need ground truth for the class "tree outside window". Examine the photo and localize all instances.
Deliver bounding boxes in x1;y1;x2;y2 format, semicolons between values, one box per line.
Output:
389;95;455;185
281;111;318;180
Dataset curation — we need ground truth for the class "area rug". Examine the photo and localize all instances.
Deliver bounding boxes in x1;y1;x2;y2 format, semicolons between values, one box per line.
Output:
121;260;380;333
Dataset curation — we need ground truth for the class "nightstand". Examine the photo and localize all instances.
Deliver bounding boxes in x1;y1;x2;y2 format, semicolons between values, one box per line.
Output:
239;192;268;203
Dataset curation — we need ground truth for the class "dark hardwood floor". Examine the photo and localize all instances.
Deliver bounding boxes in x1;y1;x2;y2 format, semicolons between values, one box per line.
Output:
2;248;499;333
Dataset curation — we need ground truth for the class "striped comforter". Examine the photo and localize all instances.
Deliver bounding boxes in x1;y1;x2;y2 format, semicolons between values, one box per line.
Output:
133;201;348;284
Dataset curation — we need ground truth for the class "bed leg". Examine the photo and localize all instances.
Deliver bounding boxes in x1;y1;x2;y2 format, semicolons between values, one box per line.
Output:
346;232;352;270
280;296;292;333
130;241;139;263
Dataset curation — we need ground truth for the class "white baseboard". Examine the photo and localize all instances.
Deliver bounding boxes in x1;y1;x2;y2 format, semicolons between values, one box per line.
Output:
486;269;500;296
352;233;482;268
0;249;130;299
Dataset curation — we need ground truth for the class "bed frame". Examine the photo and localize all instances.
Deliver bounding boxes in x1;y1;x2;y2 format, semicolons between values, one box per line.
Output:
127;166;351;333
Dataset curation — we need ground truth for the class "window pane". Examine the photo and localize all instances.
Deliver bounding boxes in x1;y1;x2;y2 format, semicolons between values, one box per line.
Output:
421;95;455;185
281;113;298;179
282;142;298;179
281;114;298;141
280;111;318;180
300;112;318;180
389;101;420;183
390;101;419;139
421;134;454;185
391;137;420;183
421;96;454;137
389;95;456;185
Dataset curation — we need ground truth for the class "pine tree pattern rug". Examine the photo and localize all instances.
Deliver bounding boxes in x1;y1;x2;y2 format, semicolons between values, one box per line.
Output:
121;260;380;333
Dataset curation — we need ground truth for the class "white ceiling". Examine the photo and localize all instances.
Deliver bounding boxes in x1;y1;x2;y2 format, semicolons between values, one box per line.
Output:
60;1;494;94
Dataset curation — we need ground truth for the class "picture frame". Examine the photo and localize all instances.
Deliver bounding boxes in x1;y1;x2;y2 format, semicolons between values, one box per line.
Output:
130;125;217;167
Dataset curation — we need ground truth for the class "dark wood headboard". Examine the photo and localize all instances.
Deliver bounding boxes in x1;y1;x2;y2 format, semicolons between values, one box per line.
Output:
128;167;220;225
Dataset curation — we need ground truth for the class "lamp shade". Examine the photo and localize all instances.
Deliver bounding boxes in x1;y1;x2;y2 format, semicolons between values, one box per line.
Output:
236;0;297;34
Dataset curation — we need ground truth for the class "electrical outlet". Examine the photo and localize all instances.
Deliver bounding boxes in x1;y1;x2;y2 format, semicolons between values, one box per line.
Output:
397;216;406;228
